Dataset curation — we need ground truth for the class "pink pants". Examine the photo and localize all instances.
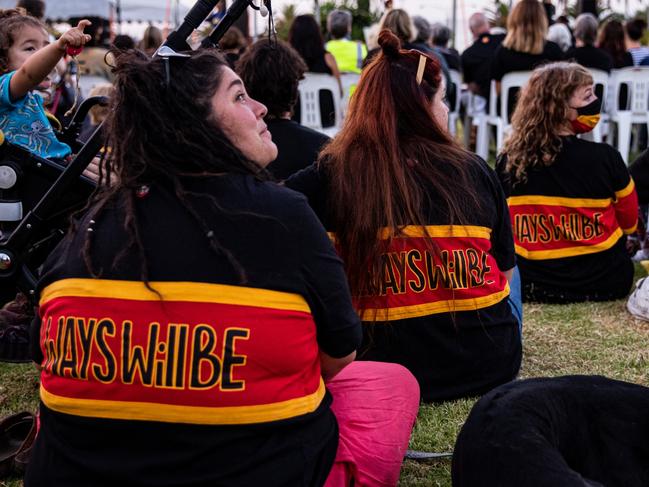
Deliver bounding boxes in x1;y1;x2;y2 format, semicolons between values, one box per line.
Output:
324;361;420;487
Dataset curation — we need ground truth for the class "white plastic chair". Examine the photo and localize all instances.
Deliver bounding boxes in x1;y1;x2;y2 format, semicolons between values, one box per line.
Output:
297;73;343;137
340;72;360;118
448;69;462;136
462;91;487;154
495;71;533;150
607;67;649;164
472;83;495;159
579;68;610;144
475;71;533;158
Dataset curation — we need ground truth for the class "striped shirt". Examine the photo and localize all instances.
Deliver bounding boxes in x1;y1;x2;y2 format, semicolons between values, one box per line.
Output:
629;46;649;65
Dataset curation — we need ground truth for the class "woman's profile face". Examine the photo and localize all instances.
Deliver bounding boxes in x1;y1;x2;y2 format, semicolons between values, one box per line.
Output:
567;83;596;121
211;67;278;167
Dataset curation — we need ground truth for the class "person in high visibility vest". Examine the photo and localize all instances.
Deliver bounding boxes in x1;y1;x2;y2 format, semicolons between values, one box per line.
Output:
325;9;367;74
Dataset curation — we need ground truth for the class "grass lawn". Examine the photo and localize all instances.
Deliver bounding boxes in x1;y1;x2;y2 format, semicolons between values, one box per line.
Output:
1;267;648;486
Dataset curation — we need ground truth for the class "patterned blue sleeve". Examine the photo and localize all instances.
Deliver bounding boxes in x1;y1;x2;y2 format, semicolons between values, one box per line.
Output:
0;71;21;113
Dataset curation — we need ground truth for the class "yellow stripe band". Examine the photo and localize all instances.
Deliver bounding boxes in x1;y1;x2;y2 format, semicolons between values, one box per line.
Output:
615;179;635;200
514;228;622;259
507;195;612;208
623;223;638;235
40;379;326;425
379;225;492;240
40;279;311;313
360;284;510;321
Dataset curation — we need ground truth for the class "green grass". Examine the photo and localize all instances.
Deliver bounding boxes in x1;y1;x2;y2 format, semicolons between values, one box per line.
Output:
1;266;649;486
399;265;649;486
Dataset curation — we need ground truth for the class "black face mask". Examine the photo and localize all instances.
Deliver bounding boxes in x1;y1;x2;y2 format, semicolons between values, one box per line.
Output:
570;97;602;134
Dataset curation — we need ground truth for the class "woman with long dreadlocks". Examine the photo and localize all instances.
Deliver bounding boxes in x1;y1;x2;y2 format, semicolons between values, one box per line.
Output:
26;48;418;486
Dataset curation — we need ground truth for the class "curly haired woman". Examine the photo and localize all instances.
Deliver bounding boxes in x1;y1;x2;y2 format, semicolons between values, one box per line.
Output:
496;62;637;303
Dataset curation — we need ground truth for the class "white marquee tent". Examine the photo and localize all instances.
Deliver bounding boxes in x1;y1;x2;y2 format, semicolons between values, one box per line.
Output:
0;0;194;23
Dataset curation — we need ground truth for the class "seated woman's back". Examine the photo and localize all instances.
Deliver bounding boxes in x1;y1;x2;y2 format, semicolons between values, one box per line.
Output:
490;0;564;79
26;49;362;487
491;40;563;81
288;14;341;128
565;13;613;73
490;0;563;116
497;62;637;303
287;30;521;402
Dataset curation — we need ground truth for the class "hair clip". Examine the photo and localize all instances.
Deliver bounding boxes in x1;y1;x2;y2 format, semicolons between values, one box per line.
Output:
154;45;191;88
416;54;427;85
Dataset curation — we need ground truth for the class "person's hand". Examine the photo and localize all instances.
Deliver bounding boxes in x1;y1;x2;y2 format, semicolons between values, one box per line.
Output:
83;156;101;181
57;20;92;52
83;156;118;185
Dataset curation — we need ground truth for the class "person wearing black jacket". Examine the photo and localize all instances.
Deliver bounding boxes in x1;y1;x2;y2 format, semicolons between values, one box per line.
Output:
461;12;505;101
565;13;613;73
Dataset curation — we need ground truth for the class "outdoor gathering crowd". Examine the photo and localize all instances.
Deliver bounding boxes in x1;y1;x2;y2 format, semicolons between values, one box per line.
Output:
0;0;649;485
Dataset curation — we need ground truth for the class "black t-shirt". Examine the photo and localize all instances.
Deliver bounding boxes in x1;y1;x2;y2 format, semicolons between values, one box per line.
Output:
496;137;637;303
461;33;506;99
438;46;462;71
490;41;564;81
26;175;362;487
303;52;333;75
630;148;649;205
565;45;613;72
599;48;634;69
266;119;329;181
453;375;649;487
616;50;635;69
286;157;521;402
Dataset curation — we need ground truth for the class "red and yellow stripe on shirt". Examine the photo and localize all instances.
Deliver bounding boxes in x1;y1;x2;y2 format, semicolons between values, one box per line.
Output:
507;180;638;260
356;225;510;321
38;279;324;425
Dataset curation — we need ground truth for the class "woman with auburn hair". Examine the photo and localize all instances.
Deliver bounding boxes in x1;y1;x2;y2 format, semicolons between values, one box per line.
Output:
496;62;637;303
491;0;563;97
287;29;522;402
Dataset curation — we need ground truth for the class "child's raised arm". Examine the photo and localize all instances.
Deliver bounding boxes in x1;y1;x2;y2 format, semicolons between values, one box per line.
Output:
9;19;91;101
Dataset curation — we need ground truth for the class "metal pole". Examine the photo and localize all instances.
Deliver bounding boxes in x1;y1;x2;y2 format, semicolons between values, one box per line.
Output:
174;0;181;28
451;0;457;49
116;0;122;33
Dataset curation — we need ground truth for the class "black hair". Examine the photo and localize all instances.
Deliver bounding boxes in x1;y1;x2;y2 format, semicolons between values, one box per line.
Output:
15;0;44;19
599;19;629;67
236;38;307;118
80;48;269;283
625;18;647;41
112;34;135;50
288;15;326;72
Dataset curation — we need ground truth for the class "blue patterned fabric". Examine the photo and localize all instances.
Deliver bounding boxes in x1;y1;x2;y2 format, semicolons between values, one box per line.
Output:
0;71;70;159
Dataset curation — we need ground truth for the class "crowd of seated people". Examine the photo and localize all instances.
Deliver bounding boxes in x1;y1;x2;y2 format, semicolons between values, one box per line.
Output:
1;1;649;486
